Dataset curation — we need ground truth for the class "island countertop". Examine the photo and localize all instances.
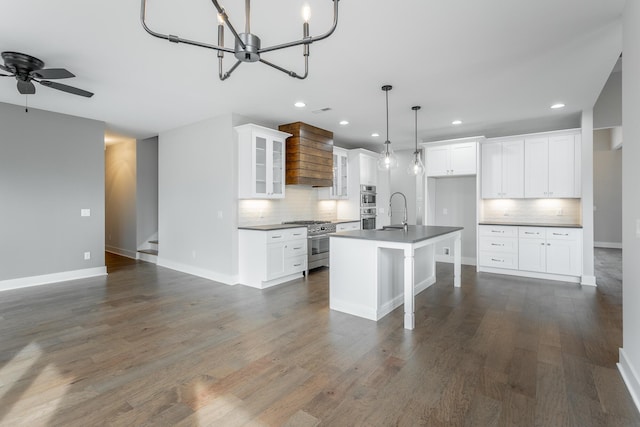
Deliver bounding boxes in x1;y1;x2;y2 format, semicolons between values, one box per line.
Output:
331;225;463;244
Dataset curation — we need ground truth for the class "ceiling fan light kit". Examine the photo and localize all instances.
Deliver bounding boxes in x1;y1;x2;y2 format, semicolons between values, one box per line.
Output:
0;51;94;99
140;0;340;81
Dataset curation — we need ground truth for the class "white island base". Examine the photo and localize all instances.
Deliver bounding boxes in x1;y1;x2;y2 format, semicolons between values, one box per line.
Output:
329;226;462;330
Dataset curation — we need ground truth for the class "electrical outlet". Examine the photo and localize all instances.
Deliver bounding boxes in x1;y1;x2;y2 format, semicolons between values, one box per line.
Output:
81;209;91;217
443;247;450;255
556;208;563;216
84;251;91;260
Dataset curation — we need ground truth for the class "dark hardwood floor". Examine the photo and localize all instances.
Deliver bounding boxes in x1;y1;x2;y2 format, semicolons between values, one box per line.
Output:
0;250;637;426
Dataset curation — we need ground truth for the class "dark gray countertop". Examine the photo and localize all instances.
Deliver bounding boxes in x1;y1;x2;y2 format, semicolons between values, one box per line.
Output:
238;224;307;231
331;225;463;244
479;222;583;228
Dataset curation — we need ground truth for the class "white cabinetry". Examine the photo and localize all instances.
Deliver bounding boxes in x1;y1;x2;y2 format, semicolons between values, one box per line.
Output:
238;227;307;288
359;152;377;186
319;147;349;200
524;133;581;198
425;142;476;177
481;139;524;198
236;124;291;199
478;225;518;269
336;221;360;232
478;225;582;281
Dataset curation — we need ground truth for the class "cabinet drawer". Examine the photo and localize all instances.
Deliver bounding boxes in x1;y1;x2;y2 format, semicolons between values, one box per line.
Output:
518;227;546;239
546;228;580;241
267;228;307;242
479;225;517;237
285;255;307;274
479;236;518;254
284;241;307;257
336;222;360;232
479;252;518;270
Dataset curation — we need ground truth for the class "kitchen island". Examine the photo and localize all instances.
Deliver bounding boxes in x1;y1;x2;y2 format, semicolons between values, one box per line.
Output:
329;225;463;330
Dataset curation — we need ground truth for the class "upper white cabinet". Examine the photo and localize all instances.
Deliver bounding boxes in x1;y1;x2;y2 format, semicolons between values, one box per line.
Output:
425;142;476;177
481;139;524;199
524;133;581;198
360;152;377;186
319;147;349;200
236;124;291;199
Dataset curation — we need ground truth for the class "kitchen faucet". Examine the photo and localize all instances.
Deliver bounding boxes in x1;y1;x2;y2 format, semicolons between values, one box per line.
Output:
389;192;409;232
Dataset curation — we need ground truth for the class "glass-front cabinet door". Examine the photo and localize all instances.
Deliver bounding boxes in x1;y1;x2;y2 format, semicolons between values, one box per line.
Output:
254;136;268;196
271;139;284;197
236;124;290;199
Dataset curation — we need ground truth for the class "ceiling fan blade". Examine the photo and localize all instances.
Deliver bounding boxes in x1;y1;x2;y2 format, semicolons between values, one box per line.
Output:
32;68;75;79
17;80;36;94
39;80;93;98
0;63;13;73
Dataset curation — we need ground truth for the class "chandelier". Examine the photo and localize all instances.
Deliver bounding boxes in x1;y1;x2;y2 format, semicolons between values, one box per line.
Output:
140;0;340;81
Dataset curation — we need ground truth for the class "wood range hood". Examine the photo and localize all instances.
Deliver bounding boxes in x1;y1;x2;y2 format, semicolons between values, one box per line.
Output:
278;122;333;187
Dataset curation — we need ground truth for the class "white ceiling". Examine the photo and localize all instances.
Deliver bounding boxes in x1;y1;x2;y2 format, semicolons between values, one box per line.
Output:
0;0;624;150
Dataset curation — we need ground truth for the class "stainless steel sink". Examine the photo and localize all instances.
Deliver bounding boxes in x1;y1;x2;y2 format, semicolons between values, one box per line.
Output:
382;225;407;230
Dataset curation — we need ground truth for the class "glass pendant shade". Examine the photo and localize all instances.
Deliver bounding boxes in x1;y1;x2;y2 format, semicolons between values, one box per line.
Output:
407;105;424;176
378;142;398;170
407;151;425;176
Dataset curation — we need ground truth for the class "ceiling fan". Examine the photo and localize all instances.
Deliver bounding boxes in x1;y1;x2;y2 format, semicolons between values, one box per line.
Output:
0;51;93;98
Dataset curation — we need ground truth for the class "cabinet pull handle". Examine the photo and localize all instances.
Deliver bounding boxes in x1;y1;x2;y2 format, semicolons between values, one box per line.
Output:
491;230;504;233
552;233;569;236
547;243;551;246
293;263;302;267
524;232;535;234
272;235;282;239
541;243;545;245
293;247;302;250
491;258;504;262
293;233;302;236
491;243;504;246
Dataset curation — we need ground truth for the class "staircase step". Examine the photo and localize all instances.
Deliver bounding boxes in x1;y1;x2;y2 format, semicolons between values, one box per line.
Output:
149;240;159;244
138;249;158;256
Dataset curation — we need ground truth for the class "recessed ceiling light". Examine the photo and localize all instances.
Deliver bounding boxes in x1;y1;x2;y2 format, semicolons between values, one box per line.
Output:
294;101;306;108
339;120;349;125
371;132;380;137
452;120;462;125
551;103;565;109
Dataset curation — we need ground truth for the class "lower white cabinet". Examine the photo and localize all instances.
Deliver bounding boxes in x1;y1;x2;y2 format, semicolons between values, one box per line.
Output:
336;221;360;232
239;227;307;288
478;225;582;281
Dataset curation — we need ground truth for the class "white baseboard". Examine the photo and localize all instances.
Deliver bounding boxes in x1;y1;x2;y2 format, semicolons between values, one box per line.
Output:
0;267;108;292
581;275;597;286
595;241;622;249
477;266;581;284
618;348;640;414
105;246;138;259
435;254;477;266
157;257;237;286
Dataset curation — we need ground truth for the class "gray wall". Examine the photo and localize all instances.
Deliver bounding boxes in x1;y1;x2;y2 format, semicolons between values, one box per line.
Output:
593;129;622;246
433;176;477;260
136;136;158;247
622;0;640;397
594;70;622;129
105;140;137;257
0;102;105;281
158;113;239;284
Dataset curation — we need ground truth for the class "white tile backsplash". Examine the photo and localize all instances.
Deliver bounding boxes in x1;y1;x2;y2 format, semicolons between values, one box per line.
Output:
480;199;581;225
238;186;338;226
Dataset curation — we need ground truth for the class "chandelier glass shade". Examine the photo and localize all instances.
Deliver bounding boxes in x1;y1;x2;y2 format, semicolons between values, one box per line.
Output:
377;85;399;171
407;106;425;176
140;0;340;81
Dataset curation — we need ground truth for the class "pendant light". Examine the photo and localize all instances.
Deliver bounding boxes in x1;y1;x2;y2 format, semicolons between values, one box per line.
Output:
407;106;425;176
377;85;398;171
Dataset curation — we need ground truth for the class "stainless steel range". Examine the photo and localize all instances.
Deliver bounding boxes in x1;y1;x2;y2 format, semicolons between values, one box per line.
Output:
282;220;336;275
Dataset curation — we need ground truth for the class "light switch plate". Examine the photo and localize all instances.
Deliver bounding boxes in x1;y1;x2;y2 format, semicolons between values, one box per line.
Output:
84;251;91;260
81;209;91;217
